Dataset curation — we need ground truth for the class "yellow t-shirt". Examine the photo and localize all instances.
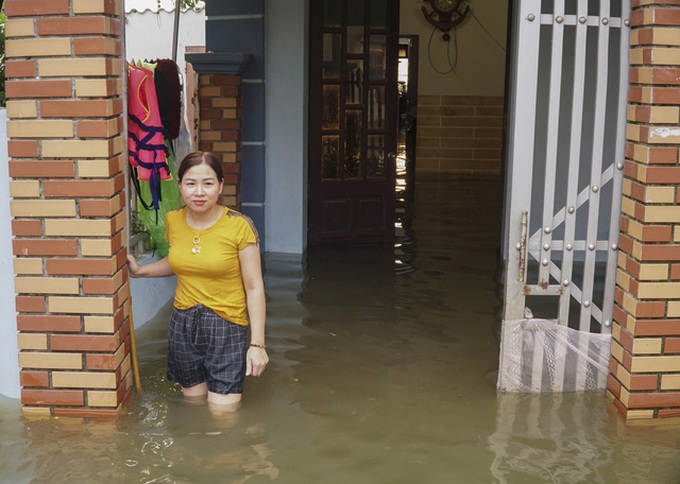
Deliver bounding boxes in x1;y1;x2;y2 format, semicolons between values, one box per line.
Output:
165;207;259;326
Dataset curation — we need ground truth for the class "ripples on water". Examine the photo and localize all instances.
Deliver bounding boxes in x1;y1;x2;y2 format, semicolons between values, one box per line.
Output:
1;175;680;482
1;389;281;483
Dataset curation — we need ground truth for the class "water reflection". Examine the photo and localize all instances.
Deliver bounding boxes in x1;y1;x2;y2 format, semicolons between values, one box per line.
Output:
490;392;680;483
1;174;679;482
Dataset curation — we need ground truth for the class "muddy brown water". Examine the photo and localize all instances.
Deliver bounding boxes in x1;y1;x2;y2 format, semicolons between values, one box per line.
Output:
1;175;679;483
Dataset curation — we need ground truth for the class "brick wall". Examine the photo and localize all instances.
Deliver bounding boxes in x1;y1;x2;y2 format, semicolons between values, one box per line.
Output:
608;2;680;419
195;74;242;209
6;0;131;417
415;95;503;174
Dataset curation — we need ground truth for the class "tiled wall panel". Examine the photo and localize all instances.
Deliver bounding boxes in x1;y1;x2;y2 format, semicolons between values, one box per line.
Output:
416;95;503;174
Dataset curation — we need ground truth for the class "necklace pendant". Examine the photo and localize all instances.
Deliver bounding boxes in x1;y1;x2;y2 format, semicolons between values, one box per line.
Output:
192;235;201;255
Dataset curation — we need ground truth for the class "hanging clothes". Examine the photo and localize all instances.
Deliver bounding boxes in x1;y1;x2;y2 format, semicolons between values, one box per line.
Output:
135;138;181;258
127;59;185;257
154;59;182;141
127;63;172;212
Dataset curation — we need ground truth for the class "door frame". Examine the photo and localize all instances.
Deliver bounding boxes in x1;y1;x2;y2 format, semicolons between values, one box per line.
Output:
399;34;419;197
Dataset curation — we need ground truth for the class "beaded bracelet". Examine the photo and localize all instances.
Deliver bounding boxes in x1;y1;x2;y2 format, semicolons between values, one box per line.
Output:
250;343;266;349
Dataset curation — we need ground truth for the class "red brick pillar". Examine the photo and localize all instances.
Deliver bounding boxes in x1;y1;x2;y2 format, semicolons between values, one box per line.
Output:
608;2;680;419
196;74;242;209
186;53;251;210
6;0;131;417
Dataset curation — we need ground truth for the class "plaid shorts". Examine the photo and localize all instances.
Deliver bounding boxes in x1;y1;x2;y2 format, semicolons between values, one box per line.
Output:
167;304;248;395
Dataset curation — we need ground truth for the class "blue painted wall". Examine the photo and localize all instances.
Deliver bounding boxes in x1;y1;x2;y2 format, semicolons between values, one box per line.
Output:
205;1;267;249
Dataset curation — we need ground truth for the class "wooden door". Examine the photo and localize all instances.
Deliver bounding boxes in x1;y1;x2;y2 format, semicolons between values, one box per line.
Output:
308;0;399;245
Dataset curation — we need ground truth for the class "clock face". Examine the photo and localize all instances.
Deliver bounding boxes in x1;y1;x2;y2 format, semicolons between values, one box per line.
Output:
432;0;457;13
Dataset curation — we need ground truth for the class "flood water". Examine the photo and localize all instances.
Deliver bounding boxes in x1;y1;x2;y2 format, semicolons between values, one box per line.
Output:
2;174;680;483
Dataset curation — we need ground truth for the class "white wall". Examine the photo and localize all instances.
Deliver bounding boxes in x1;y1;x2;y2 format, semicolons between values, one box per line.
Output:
0;109;21;399
125;8;205;83
264;0;308;254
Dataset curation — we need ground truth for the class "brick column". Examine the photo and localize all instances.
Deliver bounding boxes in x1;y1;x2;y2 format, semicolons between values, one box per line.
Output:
608;2;680;419
197;74;242;208
6;0;131;417
186;52;251;210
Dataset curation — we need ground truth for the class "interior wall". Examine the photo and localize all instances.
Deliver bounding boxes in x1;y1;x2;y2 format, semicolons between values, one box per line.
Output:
399;0;509;96
399;0;509;174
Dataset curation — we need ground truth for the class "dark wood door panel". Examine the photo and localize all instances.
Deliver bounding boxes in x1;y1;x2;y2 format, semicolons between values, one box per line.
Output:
356;197;386;233
308;0;399;246
321;198;352;236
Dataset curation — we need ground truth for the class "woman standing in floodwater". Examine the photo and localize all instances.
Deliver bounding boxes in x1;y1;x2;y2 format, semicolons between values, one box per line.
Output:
127;151;269;411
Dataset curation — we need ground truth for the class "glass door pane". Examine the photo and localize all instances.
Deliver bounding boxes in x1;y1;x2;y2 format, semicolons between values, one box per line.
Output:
347;0;365;54
323;33;342;79
344;110;363;179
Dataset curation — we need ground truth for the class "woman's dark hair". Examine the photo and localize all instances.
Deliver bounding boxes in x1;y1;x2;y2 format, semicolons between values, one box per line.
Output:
177;151;224;182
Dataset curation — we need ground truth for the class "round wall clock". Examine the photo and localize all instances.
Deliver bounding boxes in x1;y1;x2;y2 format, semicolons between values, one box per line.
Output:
421;0;470;41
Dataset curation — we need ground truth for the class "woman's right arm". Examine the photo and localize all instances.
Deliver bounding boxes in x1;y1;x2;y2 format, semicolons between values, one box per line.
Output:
127;254;174;277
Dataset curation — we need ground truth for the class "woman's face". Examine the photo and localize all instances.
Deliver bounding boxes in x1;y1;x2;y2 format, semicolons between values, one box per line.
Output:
179;162;224;214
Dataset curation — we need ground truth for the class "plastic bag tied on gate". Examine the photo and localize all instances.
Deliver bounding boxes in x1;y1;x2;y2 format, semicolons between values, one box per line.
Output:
497;308;612;393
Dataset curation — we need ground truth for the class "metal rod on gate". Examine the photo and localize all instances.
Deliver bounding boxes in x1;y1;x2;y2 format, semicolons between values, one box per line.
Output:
518;211;528;282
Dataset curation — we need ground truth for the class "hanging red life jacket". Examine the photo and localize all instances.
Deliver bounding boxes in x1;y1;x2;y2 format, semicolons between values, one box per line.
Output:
127;64;172;211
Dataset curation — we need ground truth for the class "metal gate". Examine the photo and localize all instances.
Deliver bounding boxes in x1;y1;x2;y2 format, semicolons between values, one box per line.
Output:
499;0;631;391
503;0;631;330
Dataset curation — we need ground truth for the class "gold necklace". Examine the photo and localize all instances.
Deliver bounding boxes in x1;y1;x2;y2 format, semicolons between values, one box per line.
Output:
191;235;201;254
188;207;223;255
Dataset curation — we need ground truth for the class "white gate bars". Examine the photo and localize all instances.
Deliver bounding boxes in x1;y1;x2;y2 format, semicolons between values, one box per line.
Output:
503;0;630;331
499;0;631;392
